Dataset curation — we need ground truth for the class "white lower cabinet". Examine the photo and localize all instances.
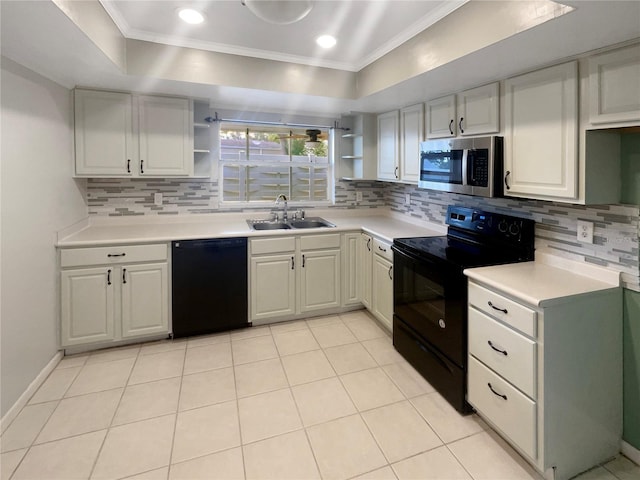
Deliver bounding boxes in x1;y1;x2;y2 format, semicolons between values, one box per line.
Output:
359;233;373;309
60;244;169;348
370;238;393;330
342;233;361;307
250;234;342;323
467;281;622;480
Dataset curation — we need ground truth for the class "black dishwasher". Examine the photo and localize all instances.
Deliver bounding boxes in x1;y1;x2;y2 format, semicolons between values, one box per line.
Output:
171;238;248;338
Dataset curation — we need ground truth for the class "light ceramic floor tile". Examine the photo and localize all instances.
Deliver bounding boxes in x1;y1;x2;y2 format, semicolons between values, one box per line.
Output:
339;310;372;324
362;338;405;365
0;448;27;479
306;314;342;327
273;329;320;356
411;392;486;443
92;415;175;479
340;367;405;411
183;342;232;375
231;335;278;365
56;354;88;369
129;350;185;385
65;357;135;396
280;349;336;386
172;401;240;464
383;361;435;398
234;358;288;398
603;455;640;480
86;345;140;364
310;322;358;348
448;430;543;480
186;332;230;348
140;338;186;356
231;325;271;341
238;388;302;444
36;388;122;444
362;400;442;463
12;430;106;480
169;447;244;480
306;414;387;480
572;467;618;480
179;367;236;411
123;467;170;479
243;430;320;480
0;402;57;452
269;319;309;334
352;465;398;480
291;377;357;426
344;317;388;341
324;342;377;374
113;377;181;425
28;366;81;404
392;445;472;480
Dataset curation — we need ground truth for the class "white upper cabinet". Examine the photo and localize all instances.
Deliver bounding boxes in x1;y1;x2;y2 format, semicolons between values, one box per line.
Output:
377;110;400;181
503;62;578;200
588;44;640;126
74;90;136;176
399;104;424;183
426;83;499;139
74;89;193;177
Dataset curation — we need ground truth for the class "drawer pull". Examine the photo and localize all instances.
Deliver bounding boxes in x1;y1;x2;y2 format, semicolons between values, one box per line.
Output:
291;256;295;270
488;301;508;314
107;253;126;258
107;269;112;286
378;245;387;253
122;268;127;284
488;340;508;356
488;382;508;400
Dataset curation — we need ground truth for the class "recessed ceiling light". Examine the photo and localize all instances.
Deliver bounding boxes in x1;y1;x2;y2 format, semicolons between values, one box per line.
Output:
178;8;204;24
316;35;337;49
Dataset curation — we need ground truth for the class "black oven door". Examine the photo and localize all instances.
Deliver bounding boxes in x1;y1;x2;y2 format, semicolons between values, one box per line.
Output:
392;246;467;367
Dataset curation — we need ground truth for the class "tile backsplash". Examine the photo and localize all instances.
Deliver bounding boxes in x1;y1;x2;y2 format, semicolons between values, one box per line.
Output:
87;178;639;290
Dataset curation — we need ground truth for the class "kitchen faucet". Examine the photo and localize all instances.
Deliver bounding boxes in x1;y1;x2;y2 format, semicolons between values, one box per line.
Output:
275;194;288;221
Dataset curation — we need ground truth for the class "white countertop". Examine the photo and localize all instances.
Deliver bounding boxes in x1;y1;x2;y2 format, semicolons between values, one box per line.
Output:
464;249;621;307
56;208;447;247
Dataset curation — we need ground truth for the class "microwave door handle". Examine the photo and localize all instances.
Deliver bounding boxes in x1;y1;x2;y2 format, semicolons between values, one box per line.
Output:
461;149;469;186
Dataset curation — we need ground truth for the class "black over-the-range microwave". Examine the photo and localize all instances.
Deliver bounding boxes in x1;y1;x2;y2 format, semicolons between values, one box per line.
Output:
418;136;503;198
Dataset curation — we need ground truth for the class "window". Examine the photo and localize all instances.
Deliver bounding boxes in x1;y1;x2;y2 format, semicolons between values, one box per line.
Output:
219;123;332;204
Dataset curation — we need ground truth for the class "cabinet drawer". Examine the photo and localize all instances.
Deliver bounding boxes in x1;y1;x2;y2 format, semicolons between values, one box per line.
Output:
468;356;537;460
373;238;393;261
251;237;295;255
300;234;341;250
469;308;536;398
61;244;168;268
468;283;536;337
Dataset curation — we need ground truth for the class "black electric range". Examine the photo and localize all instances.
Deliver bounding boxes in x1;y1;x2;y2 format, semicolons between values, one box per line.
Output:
391;206;535;413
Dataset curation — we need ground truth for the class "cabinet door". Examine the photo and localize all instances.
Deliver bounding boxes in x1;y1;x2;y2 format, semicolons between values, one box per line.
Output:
121;263;169;338
300;249;341;313
74;90;135;176
359;234;373;309
251;253;296;321
372;255;393;331
400;104;423;183
377;111;400;181
61;267;115;347
138;96;193;176
342;234;360;306
504;62;578;200
457;83;499;136
589;44;640;125
426;94;456;139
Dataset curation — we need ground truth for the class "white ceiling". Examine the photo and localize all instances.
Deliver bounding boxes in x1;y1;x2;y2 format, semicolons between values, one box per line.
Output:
1;1;640;117
101;0;467;72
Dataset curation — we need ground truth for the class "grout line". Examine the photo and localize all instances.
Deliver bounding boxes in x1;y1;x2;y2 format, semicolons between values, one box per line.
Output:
230;328;248;480
166;337;189;479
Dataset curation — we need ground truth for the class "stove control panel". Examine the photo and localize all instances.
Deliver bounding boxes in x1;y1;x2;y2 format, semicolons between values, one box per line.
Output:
446;206;535;245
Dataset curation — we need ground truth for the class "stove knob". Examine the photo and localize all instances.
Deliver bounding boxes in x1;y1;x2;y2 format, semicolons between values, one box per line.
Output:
509;223;521;236
498;220;508;233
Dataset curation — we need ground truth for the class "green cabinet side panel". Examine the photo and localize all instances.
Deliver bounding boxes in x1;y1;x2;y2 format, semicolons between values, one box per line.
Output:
624;288;640;449
620;133;640;206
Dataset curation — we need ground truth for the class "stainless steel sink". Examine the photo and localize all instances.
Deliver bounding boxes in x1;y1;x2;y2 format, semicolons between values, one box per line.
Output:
247;220;291;230
289;217;336;229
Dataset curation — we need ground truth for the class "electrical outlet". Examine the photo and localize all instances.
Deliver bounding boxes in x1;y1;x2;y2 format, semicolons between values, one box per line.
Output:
154;193;163;206
405;193;411;205
356;191;363;202
577;220;594;244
